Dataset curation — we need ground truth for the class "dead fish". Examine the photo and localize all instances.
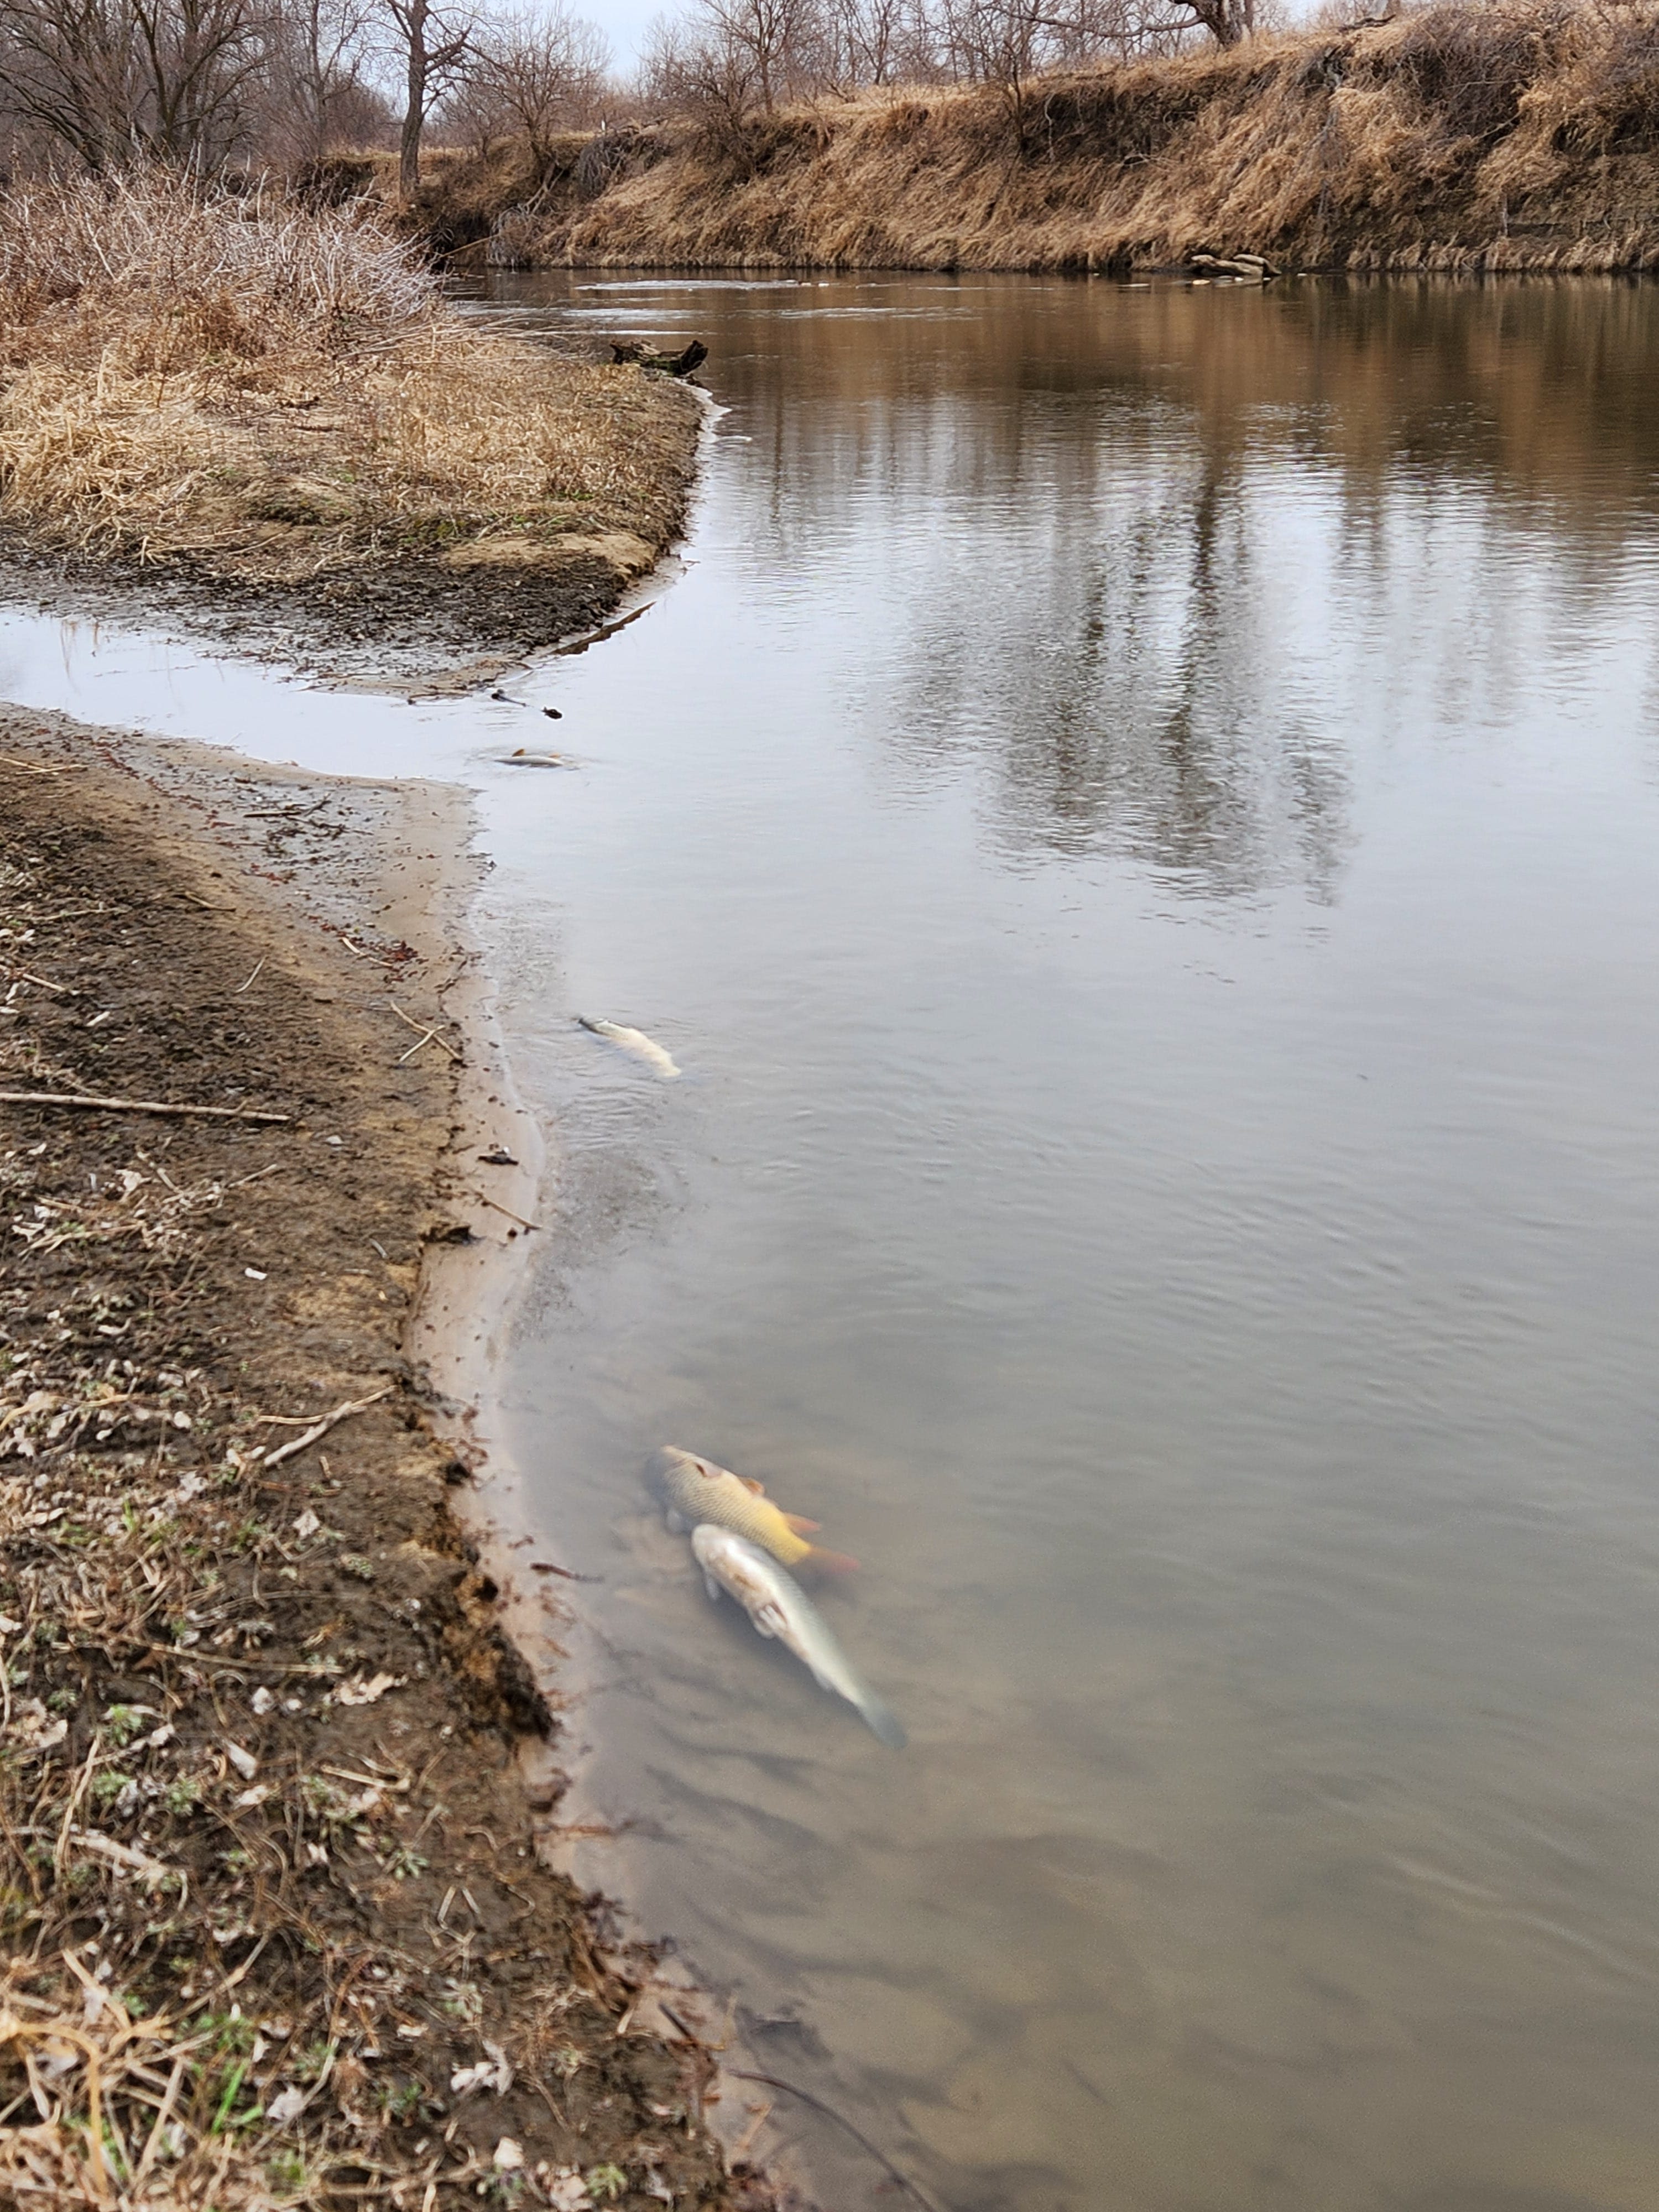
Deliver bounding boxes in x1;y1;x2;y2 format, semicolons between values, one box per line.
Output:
577;1015;679;1079
656;1445;857;1574
691;1525;905;1748
502;748;568;768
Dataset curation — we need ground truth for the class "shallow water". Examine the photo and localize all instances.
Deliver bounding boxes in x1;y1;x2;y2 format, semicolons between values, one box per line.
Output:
476;275;1659;2212
7;273;1659;2212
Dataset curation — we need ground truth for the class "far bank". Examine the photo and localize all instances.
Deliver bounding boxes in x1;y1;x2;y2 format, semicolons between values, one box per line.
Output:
398;3;1659;279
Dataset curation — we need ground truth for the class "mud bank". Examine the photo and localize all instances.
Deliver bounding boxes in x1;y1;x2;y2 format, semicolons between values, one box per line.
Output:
0;709;779;2210
478;6;1659;275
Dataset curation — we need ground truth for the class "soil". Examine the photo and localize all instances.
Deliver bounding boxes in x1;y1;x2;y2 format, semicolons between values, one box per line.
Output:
0;534;676;696
0;708;784;2210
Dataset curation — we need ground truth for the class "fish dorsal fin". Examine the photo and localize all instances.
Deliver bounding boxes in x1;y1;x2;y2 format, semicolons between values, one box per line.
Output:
752;1601;787;1640
782;1513;820;1535
739;1476;766;1495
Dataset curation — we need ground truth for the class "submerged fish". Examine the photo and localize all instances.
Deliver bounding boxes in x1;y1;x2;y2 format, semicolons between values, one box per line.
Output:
656;1445;857;1574
577;1015;679;1079
691;1524;905;1748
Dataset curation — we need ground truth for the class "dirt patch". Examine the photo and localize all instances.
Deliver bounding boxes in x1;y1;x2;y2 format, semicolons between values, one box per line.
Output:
0;712;781;2210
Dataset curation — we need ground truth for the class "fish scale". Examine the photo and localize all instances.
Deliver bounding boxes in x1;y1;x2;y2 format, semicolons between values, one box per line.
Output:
656;1445;857;1573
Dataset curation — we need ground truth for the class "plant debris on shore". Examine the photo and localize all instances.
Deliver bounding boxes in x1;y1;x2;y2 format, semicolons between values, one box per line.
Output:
0;719;774;2211
0;172;701;676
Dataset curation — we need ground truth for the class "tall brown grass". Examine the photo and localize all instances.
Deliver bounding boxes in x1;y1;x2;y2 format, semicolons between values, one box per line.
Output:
0;170;695;583
495;0;1659;272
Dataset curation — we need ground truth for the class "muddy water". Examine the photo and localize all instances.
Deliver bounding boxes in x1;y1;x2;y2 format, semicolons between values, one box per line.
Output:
6;274;1657;2212
471;275;1659;2212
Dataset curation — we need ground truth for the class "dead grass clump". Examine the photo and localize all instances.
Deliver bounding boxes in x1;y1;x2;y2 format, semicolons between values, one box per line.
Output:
0;170;437;367
0;168;698;590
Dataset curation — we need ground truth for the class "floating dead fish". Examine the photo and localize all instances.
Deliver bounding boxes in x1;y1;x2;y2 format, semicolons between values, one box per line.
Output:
692;1524;904;1747
656;1445;856;1574
500;748;568;768
577;1016;679;1078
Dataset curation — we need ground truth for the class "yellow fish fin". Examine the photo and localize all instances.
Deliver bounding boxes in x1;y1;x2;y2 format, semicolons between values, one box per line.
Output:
782;1513;821;1535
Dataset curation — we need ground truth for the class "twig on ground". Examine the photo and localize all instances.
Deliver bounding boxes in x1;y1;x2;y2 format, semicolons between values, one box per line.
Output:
0;1089;291;1124
726;2070;946;2212
259;1384;395;1470
3;967;78;994
387;1001;462;1063
232;959;264;994
467;1188;538;1232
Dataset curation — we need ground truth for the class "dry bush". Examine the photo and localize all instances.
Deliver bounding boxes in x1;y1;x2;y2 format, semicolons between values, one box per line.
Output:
0;169;436;351
0;167;696;581
517;0;1659;271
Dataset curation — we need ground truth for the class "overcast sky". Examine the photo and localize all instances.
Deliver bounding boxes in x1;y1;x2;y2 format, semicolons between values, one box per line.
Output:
585;0;663;75
581;0;1314;88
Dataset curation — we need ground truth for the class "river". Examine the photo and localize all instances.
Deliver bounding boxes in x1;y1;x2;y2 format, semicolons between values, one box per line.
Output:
478;274;1659;2212
5;271;1659;2212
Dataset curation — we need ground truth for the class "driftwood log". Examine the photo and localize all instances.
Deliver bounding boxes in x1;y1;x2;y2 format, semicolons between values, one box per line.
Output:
610;338;708;377
1189;252;1280;281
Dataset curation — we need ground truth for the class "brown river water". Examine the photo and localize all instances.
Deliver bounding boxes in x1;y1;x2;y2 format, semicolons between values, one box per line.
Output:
465;274;1659;2212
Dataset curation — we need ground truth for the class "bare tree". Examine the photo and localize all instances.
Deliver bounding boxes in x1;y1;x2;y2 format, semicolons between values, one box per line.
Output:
639;8;759;140
643;0;821;119
817;0;924;86
270;0;378;161
373;0;471;195
0;0;147;169
463;1;607;161
0;0;275;168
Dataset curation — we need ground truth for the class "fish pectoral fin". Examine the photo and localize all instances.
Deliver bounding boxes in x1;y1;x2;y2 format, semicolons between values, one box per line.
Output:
702;1574;722;1603
752;1602;787;1640
782;1513;821;1535
665;1507;691;1535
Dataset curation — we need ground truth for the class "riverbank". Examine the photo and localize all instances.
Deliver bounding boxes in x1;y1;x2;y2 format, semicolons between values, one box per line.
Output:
0;711;774;2211
472;3;1659;274
0;175;701;687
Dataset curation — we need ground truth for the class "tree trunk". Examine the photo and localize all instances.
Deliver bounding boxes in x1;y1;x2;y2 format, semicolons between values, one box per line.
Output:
399;0;426;199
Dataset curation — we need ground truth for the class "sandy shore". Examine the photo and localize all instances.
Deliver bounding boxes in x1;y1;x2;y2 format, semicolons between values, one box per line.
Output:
0;705;779;2210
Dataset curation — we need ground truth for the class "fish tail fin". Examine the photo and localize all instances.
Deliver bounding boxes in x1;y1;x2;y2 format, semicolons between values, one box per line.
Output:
804;1546;860;1576
782;1513;821;1535
860;1698;907;1750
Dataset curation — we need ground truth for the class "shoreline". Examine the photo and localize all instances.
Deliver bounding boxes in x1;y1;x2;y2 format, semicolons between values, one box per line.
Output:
0;701;780;2209
0;351;703;697
458;17;1659;280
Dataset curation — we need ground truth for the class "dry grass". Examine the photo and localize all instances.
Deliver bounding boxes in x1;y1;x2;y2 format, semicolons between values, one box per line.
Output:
0;171;695;585
504;0;1659;272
